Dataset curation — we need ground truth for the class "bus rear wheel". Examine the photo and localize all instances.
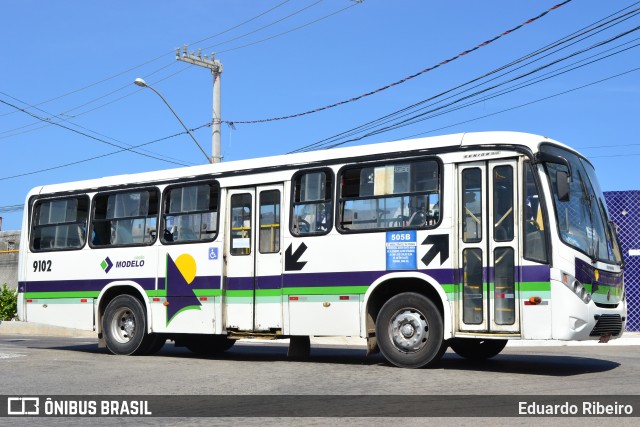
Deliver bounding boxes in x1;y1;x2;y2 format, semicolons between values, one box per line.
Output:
376;292;444;368
102;295;153;356
449;338;507;360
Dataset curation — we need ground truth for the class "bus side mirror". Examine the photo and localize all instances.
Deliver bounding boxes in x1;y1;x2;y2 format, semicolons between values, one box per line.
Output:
556;170;570;201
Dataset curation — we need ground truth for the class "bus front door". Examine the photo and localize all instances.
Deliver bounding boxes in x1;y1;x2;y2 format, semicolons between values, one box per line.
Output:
457;159;520;334
224;185;284;332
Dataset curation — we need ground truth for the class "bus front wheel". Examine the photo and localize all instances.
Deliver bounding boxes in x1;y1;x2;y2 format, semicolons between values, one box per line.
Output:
102;295;153;356
376;292;444;368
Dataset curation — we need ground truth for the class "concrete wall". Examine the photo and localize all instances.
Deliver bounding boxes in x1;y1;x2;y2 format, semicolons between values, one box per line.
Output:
0;230;20;290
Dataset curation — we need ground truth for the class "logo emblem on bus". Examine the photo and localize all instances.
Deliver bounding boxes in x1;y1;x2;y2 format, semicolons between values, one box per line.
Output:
100;257;114;274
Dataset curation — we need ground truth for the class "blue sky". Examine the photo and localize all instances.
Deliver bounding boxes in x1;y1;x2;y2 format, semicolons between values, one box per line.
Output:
1;0;638;231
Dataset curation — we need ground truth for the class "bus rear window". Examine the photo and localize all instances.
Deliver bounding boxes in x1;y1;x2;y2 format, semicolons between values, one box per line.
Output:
31;196;89;251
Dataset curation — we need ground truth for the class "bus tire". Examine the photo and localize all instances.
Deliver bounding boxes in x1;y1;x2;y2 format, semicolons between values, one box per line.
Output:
449;338;507;360
102;295;153;356
376;292;444;368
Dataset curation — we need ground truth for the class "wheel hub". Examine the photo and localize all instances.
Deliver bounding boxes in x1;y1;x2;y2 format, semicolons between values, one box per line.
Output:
110;308;136;343
400;323;415;338
122;316;135;337
390;309;429;353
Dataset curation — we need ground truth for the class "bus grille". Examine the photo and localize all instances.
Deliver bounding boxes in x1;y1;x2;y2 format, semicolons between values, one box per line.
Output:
589;315;623;337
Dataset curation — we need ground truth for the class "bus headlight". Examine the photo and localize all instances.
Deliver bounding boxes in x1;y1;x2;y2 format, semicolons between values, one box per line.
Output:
562;273;591;304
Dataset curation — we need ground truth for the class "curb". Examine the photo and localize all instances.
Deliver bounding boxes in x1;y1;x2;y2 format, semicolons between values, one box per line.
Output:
0;320;95;338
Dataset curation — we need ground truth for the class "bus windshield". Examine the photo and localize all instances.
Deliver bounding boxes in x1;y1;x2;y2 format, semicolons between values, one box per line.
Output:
543;145;623;265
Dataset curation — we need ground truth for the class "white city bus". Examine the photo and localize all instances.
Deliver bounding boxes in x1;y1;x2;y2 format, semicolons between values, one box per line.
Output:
17;131;626;368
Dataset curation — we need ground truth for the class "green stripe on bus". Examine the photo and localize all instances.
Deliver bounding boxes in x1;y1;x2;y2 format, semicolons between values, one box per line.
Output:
519;282;551;292
225;290;253;298
282;286;369;295
24;291;100;299
24;281;550;302
194;290;222;297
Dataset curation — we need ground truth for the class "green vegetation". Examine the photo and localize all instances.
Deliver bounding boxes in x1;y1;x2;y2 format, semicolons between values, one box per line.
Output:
0;283;18;321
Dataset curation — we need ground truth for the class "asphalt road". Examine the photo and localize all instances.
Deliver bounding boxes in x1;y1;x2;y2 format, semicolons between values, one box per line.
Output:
0;334;639;425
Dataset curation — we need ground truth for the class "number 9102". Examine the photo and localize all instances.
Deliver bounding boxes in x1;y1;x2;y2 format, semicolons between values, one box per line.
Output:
33;260;52;272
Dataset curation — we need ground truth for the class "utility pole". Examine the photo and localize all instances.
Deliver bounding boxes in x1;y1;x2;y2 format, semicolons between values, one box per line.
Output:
176;45;223;163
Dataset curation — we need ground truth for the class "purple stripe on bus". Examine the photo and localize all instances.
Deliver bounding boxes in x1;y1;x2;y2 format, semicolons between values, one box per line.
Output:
521;264;551;283
227;277;253;291
185;276;221;290
21;265;551;293
256;275;282;290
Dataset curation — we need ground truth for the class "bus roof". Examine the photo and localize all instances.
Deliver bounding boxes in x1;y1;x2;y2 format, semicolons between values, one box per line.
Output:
29;131;569;198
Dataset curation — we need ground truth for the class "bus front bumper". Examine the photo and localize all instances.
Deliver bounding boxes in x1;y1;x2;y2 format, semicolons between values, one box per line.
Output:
551;281;627;341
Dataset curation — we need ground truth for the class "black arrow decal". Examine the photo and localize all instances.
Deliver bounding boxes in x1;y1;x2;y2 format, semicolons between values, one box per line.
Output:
421;234;449;267
285;242;308;271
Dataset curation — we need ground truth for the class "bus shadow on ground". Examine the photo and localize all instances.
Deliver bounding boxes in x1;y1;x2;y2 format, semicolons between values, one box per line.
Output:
169;342;386;367
437;351;620;376
42;340;620;375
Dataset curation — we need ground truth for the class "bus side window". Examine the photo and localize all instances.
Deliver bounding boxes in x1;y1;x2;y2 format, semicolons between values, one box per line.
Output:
462;168;482;243
259;190;281;253
291;170;333;236
161;181;219;244
338;159;440;232
30;196;89;251
230;193;252;255
91;189;159;247
493;165;514;242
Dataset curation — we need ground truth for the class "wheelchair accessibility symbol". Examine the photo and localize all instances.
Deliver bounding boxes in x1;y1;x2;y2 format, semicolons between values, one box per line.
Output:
208;247;219;260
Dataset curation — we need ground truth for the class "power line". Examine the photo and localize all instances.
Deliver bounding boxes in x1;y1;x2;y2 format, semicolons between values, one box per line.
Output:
0;1;355;146
7;65;633;184
2;63;636;184
326;38;639;147
0;97;191;167
3;0;631;185
200;0;324;51
0;1;294;120
0;131;188;182
188;0;292;47
214;1;361;54
289;7;640;152
0;61;180;140
397;67;640;141
0;90;192;166
325;27;640;146
220;0;573;126
44;0;356;122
